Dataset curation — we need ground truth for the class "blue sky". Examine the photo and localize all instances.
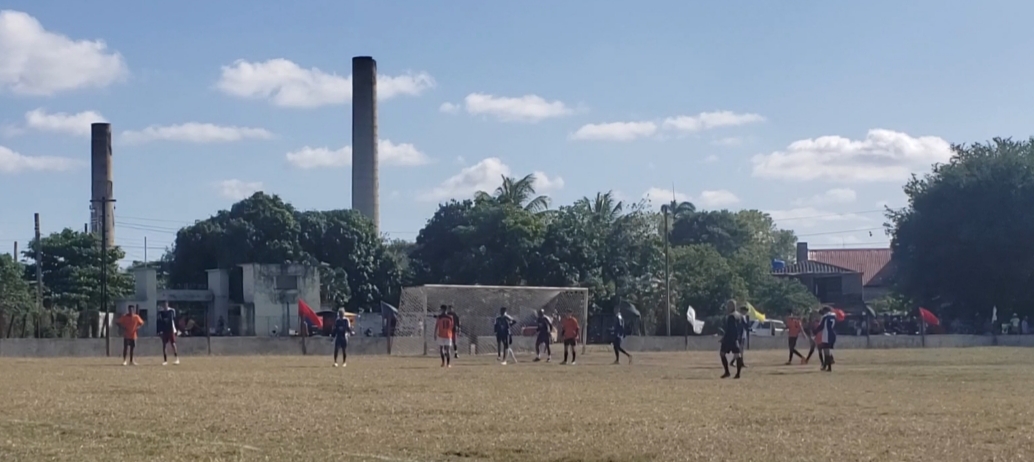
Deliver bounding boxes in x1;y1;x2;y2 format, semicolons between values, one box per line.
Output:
2;1;1034;263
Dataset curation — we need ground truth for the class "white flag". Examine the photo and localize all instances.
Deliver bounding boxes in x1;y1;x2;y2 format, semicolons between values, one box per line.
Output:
686;305;704;334
992;306;998;323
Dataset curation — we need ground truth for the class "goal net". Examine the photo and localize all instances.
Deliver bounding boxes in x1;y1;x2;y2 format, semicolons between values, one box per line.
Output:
393;285;589;356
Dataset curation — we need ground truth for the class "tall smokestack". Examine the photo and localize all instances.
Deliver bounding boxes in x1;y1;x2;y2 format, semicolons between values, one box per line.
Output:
90;122;114;248
352;56;379;232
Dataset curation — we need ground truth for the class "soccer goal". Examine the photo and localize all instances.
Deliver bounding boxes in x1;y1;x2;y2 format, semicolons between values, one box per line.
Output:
393;285;590;357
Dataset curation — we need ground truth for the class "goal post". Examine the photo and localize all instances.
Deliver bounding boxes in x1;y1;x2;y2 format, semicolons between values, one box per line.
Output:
394;284;590;357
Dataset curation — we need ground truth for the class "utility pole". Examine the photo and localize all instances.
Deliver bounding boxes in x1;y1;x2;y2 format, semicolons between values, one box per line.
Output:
12;241;16;259
33;214;42;311
144;236;148;263
663;206;671;337
91;197;115;356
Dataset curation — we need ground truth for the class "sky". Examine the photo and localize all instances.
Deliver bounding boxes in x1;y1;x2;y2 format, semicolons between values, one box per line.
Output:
2;1;1034;264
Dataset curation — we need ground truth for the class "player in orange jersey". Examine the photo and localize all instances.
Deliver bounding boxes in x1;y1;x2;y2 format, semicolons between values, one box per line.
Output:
118;306;145;366
560;311;580;365
435;305;455;368
785;316;804;365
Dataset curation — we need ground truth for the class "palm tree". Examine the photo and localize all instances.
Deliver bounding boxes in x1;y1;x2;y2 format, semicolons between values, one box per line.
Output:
476;174;551;212
575;191;624;221
660;200;695;221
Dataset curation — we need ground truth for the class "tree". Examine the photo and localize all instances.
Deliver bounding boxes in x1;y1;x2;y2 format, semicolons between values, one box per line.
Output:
0;254;33;335
748;276;819;317
575;191;624;222
889;138;1034;320
167;192;400;312
22;229;133;312
475;174;551;212
669;210;752;257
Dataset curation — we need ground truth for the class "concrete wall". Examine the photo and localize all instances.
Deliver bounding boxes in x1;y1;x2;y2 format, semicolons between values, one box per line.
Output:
246;264;320;337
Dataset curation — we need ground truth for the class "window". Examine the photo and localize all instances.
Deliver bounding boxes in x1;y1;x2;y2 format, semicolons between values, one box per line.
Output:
275;275;298;291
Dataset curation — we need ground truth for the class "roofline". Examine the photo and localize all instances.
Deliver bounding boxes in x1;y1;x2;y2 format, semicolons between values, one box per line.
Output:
808;247;891;252
412;284;589;292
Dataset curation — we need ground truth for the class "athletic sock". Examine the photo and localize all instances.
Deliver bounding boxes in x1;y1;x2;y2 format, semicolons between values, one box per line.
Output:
571;350;576;363
563;350;569;363
736;357;744;376
721;356;730;375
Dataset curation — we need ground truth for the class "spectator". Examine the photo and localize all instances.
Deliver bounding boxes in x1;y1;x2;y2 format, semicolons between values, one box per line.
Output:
1011;313;1021;335
1023;316;1030;335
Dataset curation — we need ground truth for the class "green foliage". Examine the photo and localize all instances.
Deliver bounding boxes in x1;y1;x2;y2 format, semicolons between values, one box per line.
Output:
167;192;400;312
474;173;551;213
21;229;132;312
1;254;33;333
889;138;1034;319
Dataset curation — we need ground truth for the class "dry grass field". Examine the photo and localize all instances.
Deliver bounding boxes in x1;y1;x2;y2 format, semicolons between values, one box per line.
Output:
1;347;1033;461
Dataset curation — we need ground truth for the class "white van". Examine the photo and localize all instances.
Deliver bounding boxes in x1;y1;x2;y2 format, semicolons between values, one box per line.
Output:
750;320;786;336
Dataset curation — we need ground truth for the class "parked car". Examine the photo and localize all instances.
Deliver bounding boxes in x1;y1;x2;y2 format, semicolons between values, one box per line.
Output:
750;320;786;336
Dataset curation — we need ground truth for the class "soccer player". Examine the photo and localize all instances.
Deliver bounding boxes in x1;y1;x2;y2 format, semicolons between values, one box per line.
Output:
738;305;751;367
612;311;632;365
533;309;553;362
785;315;804;365
560;311;580;365
447;305;460;359
435;305;454;368
494;307;517;365
720;300;744;379
819;306;837;371
118;306;144;366
332;309;354;367
156;301;179;365
805;311;824;368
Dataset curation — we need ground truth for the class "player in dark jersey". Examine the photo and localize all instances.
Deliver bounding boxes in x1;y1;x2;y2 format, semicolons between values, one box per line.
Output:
447;305;460;359
332;309;355;368
720;300;744;379
819;306;837;372
156;301;179;365
494;307;517;365
533;309;553;362
612;312;632;365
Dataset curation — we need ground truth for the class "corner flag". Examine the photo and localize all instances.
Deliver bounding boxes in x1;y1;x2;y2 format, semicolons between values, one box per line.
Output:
298;300;323;330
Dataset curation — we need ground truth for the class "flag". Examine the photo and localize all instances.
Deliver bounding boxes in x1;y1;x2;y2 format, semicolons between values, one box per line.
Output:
686;305;704;334
744;302;766;322
992;306;998;323
832;308;846;322
918;307;940;326
298;299;323;330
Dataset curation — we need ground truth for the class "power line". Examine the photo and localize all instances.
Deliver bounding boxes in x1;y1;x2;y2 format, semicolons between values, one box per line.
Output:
796;227;885;238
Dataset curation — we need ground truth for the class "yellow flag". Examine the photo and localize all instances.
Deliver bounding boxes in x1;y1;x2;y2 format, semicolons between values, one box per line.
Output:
744;302;766;322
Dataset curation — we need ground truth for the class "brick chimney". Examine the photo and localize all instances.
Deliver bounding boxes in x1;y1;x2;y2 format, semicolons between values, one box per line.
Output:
796;242;809;263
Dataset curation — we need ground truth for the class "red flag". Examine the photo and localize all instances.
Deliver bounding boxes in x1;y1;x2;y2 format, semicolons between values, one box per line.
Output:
298;300;323;330
832;308;846;322
918;307;940;326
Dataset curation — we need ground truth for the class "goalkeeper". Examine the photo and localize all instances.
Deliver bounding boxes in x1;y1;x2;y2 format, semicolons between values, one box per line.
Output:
494;307;517;365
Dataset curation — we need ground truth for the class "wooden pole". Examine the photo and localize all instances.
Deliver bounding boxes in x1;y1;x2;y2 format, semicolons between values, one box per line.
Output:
12;241;17;259
33;214;42;310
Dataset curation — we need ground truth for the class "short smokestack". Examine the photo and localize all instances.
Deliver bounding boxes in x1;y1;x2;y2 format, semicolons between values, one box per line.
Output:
352;56;379;232
90;123;115;248
796;242;809;263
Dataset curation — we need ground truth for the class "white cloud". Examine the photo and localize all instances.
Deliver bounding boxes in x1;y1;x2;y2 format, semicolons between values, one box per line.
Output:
420;157;562;202
23;108;106;137
703;154;719;163
216;58;435;108
793;188;857;206
216;179;263;201
751;129;953;182
0;145;80;174
570;121;657;142
697;190;741;208
422;157;511;201
531;171;565;193
766;207;871;228
0;10;128;96
439;102;460;114
286;139;431;169
662;111;765;132
643;187;690;204
462;93;571;122
121;123;273;144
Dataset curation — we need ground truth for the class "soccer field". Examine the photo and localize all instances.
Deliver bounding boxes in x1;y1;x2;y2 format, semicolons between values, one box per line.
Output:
1;348;1032;461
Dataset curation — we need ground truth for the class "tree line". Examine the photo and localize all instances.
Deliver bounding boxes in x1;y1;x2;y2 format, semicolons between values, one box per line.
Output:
4;138;1034;337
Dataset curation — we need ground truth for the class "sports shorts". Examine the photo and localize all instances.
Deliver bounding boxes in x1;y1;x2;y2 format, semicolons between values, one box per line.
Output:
563;338;576;347
161;332;176;344
437;337;453;347
123;338;136;348
720;341;741;355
